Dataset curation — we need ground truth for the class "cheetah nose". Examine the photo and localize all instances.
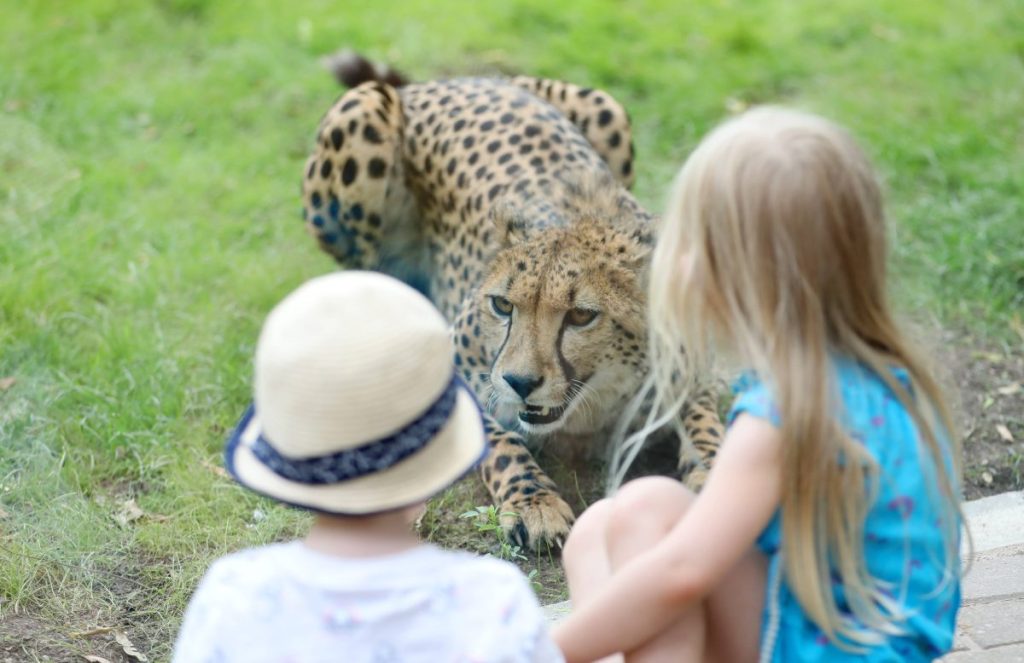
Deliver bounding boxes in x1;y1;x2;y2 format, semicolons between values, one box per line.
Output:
503;373;544;400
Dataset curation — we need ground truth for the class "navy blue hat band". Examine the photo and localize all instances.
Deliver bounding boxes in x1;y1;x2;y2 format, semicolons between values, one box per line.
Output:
243;373;461;485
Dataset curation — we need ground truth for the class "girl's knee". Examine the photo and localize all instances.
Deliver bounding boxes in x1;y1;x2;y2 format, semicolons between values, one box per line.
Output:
563;498;614;563
608;476;695;541
613;476;695;513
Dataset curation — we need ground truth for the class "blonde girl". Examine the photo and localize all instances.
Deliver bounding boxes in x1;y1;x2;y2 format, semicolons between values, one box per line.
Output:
552;107;962;662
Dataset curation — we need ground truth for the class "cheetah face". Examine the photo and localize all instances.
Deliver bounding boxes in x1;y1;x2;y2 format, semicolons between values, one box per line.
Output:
475;221;649;436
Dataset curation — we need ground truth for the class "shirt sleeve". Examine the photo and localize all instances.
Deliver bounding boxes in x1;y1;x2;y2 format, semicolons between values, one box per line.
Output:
727;372;781;427
171;558;234;663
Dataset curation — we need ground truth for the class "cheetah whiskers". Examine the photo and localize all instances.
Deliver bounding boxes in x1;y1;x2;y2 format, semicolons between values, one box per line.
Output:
568;378;600;427
484;383;502;414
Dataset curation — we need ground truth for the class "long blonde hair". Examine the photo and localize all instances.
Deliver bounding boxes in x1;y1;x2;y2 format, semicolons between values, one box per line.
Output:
626;106;963;647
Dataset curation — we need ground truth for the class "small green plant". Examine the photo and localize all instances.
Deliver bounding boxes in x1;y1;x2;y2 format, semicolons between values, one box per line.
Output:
460;505;527;562
525;568;543;592
460;505;545;591
1008;451;1024;486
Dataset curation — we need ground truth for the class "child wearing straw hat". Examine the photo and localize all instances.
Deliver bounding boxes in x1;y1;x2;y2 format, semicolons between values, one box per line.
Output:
172;271;564;662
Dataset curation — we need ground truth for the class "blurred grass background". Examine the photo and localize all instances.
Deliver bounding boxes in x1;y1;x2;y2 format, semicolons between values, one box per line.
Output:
1;0;1022;657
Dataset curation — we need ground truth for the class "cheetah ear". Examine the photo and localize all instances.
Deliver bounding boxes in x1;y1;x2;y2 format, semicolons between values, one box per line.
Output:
488;202;529;247
625;235;654;271
615;221;655;272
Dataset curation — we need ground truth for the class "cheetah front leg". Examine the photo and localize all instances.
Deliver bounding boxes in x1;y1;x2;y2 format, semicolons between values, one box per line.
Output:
480;415;575;550
301;81;429;292
511;76;636;190
453;300;574;550
677;388;725;491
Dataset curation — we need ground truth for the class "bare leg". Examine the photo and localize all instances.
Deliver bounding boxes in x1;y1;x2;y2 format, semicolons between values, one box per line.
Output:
563;499;613;604
563;476;767;663
607;478;705;663
562;499;624;663
703;546;768;662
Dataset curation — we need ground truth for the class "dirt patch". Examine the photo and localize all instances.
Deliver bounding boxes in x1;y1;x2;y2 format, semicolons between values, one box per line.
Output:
945;331;1024;499
0;613;147;663
0;537;172;662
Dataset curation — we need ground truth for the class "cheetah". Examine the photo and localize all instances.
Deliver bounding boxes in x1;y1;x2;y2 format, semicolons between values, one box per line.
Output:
300;52;724;549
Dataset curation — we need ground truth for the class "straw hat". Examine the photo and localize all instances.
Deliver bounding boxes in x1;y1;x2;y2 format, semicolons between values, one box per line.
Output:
224;271;487;514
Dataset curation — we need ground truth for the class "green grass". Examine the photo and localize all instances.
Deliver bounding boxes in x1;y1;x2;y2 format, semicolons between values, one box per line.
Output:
1;0;1022;657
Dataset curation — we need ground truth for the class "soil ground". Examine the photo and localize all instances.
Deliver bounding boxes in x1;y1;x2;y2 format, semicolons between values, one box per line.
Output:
947;332;1024;499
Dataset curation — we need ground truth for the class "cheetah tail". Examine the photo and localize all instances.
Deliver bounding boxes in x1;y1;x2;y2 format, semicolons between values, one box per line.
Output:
322;48;410;88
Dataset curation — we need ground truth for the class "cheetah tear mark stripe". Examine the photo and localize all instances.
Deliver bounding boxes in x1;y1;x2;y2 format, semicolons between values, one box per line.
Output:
554;315;578;384
491;308;514;372
239;374;462;484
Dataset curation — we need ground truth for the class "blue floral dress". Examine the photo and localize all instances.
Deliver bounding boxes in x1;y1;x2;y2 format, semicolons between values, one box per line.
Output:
729;355;961;661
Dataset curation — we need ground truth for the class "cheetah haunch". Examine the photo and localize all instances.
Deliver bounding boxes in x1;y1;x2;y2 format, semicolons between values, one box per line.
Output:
300;52;723;549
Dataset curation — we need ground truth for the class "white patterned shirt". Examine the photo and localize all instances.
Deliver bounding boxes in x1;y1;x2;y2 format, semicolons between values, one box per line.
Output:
172;542;564;663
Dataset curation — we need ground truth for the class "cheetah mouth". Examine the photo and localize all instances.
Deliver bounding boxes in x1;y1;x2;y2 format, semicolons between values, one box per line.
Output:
519;404;567;426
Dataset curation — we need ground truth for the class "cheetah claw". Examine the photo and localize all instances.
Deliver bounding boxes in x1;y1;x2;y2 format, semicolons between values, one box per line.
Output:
500;492;575;552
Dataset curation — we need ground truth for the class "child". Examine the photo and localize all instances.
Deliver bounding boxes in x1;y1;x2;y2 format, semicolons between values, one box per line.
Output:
552;107;962;662
172;271;564;663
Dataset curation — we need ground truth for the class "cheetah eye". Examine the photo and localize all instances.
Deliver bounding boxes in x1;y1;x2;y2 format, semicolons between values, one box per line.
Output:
490;295;514;317
565;307;600;327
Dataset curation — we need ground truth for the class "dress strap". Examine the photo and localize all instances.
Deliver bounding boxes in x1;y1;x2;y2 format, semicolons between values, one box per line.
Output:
759;553;783;663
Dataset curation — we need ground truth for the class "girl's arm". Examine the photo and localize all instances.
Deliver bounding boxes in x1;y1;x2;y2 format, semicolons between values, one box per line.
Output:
552;413;783;663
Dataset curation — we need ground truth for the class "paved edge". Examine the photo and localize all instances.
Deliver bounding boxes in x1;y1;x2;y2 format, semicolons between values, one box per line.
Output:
963;491;1024;554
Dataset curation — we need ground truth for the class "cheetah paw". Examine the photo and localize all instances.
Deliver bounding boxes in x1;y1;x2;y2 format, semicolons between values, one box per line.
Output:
499;492;575;552
680;464;710;492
